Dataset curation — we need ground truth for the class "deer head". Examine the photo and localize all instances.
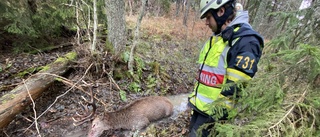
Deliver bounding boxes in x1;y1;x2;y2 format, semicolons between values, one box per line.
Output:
87;115;112;137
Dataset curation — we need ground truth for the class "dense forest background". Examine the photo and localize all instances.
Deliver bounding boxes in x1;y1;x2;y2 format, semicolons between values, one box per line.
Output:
0;0;320;136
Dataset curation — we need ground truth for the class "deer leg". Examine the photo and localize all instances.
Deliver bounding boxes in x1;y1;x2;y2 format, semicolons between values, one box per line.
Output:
133;117;149;130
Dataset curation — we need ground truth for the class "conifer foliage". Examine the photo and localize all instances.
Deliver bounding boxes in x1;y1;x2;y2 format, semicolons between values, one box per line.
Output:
1;0;75;37
0;0;319;136
205;1;320;136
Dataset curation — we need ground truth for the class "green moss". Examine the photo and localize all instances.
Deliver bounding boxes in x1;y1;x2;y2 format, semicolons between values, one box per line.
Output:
54;57;67;63
149;61;160;75
105;40;115;54
17;66;44;77
114;67;125;80
55;77;63;82
65;51;77;60
41;65;50;71
54;51;77;63
1;93;16;104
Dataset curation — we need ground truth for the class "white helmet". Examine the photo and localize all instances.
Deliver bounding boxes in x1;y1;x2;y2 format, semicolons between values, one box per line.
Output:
200;0;233;19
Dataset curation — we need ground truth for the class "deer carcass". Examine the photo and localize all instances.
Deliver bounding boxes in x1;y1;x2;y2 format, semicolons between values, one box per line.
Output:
73;90;173;137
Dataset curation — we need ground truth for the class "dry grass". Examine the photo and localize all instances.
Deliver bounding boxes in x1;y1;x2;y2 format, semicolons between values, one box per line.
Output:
126;5;211;42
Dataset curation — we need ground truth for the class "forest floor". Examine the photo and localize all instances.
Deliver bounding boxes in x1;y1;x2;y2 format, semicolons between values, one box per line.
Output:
0;7;212;137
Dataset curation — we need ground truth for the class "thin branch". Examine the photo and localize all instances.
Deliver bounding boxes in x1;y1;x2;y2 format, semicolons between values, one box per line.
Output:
310;108;316;129
91;0;98;52
80;0;91;42
128;0;147;72
57;75;108;107
286;117;295;131
23;79;41;137
24;63;93;133
107;72;122;92
268;86;308;130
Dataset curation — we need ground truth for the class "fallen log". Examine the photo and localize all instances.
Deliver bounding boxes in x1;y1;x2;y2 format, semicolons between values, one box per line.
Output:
0;51;77;129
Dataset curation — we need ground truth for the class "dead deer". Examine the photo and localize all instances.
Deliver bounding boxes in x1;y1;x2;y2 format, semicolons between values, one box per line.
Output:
73;89;173;137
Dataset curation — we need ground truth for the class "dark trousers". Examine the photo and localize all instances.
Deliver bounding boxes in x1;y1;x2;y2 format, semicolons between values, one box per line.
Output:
189;110;215;137
189;110;228;137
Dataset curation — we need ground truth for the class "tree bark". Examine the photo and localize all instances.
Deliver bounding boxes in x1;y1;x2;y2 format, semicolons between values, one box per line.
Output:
91;0;98;52
128;0;147;73
128;0;147;72
128;0;133;16
27;0;37;14
0;52;77;129
252;0;269;31
267;0;277;23
176;0;182;17
183;0;191;26
105;0;126;58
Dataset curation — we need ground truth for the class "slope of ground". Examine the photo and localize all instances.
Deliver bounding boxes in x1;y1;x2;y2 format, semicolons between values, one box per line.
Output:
0;5;211;137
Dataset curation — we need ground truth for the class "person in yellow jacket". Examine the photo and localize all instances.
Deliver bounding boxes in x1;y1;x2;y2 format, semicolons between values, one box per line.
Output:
188;0;264;136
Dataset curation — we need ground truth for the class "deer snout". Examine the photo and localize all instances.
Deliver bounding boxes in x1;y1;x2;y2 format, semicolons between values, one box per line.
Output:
88;117;108;137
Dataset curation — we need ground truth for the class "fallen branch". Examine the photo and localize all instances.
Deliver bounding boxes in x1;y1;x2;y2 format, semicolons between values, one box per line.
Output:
24;63;92;132
0;52;77;129
23;79;41;136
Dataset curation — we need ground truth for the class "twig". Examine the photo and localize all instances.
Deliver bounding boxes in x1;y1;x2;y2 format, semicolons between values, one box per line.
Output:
75;1;81;45
106;72;122;92
80;0;92;42
3;130;9;137
268;86;309;130
31;72;108;107
20;115;33;122
91;0;97;52
23;79;41;137
24;63;93;133
296;56;309;65
61;77;108;107
0;83;20;91
310;108;316;129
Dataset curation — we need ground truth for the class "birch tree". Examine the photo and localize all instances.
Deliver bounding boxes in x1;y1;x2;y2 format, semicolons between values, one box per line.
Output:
297;0;313;20
91;0;98;52
128;0;147;73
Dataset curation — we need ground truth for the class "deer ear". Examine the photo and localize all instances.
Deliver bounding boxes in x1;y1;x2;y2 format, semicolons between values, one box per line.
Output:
91;123;96;128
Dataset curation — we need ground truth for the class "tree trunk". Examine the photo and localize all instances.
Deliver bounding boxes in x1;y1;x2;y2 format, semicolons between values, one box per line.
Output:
247;0;260;23
267;0;277;23
128;0;133;16
0;52;77;129
299;0;313;10
183;0;191;26
27;0;37;14
244;0;250;10
105;0;126;58
176;0;182;17
252;0;269;31
91;0;98;53
128;0;147;73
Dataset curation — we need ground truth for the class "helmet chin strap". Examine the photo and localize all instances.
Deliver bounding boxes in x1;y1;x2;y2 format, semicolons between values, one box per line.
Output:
211;5;234;34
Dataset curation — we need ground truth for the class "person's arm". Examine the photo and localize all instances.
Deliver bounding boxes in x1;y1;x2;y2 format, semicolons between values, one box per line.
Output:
221;36;262;97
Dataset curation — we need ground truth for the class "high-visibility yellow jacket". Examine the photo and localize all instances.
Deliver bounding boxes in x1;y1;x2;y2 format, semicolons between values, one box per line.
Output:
188;23;264;116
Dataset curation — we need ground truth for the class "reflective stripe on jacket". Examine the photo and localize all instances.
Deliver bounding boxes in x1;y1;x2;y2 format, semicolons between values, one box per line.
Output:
189;28;244;116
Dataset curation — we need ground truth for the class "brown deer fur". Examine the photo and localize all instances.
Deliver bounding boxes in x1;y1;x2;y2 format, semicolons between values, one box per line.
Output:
88;96;173;137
